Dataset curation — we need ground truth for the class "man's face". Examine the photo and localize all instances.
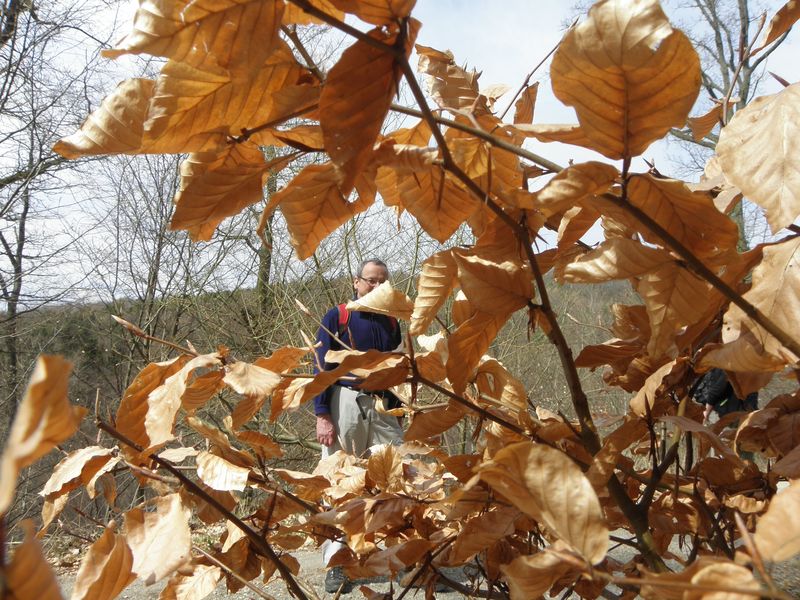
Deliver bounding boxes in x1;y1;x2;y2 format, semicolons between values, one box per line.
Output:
354;262;389;298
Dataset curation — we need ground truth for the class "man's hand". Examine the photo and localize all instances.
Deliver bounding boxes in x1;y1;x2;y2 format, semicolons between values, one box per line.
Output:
316;414;336;447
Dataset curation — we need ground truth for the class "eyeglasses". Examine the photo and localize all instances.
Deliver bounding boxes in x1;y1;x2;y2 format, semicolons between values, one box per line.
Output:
357;276;386;286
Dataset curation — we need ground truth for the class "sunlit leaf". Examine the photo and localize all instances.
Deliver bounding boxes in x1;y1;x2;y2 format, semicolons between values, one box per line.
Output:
409;249;457;335
283;0;344;24
196;451;251;492
125;494;192;584
320;20;418;193
753;0;800;54
477;442;608;564
550;0;700;159
234;430;283;460
416;45;482;112
450;508;517;564
754;479;800;561
446;310;509;395
159;564;222;600
533;161;618;217
5;521;63;600
171;144;296;242
453;248;533;316
513;83;539;124
266;162;371;260
0;355;84;515
627;175;739;257
346;281;414;320
40;446;115;499
716;83;800;233
405;402;466;442
331;0;416;25
395;166;479;243
71;525;135;600
500;549;576;600
223;361;281;397
104;0;285;80
561;238;673;283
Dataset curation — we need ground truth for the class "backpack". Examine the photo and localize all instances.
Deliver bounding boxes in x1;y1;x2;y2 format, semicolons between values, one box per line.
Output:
337;304;397;338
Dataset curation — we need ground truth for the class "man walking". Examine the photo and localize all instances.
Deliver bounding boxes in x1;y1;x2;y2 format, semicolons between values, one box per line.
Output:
313;259;404;593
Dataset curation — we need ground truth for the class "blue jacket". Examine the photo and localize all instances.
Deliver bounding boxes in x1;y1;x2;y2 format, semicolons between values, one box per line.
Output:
313;306;402;415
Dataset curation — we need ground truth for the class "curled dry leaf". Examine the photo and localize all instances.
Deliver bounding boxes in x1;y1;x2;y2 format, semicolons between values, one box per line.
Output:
754;479;800;562
753;0;800;54
686;561;760;599
410;249;457;335
103;0;285;80
449;507;517;564
320;20;419;193
283;0;344;25
561;238;673;284
532;161;618;217
125;493;192;585
500;549;577;600
716;83;800;234
416;45;482;113
477;442;608;564
452;249;533;317
404;402;466;442
5;521;63;600
0;355;84;515
145;353;224;448
266;162;372;260
159;564;222;600
233;430;283;459
550;0;700;159
446;310;509;395
223;361;281;397
196;451;251;491
513;82;539;124
346;281;414;320
71;524;135;600
171;144;296;242
40;446;115;499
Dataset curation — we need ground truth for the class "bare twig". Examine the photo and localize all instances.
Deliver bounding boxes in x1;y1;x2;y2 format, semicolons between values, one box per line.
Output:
112;315;199;357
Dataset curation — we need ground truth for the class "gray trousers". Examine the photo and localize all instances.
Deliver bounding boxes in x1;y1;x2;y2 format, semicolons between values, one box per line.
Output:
321;386;403;564
321;386;403;459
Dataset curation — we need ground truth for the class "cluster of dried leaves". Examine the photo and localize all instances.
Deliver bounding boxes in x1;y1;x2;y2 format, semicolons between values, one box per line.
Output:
1;0;800;598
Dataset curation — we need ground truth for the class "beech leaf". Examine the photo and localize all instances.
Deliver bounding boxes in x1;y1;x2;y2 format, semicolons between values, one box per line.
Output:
196;451;251;492
71;525;135;600
5;521;63;600
346;281;414;321
478;442;608;564
754;480;800;561
550;0;701;159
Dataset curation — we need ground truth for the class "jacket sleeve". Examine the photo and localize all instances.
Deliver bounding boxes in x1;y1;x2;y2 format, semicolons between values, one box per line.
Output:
695;369;730;406
312;307;339;416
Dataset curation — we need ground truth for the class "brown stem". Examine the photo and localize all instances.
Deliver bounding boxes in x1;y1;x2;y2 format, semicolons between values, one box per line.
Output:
95;419;309;600
280;25;325;82
112;315;198;357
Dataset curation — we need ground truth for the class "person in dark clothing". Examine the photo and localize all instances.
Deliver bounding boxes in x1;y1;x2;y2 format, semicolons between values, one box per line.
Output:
695;368;758;424
314;259;404;594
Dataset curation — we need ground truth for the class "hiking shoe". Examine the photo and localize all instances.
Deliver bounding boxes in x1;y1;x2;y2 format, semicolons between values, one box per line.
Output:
325;566;353;594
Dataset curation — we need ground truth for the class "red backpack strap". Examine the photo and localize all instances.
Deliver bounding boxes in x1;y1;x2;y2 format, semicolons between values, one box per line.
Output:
388;316;398;333
337;303;349;337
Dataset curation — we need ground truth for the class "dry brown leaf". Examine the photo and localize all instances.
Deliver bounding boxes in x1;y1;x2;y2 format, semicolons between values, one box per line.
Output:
687;102;727;142
405;402;466;442
753;0;800;54
223;361;281;397
185;416;254;467
104;0;284;80
717;83;800;233
366;444;403;492
373;140;437;172
71;525;135;600
477;442;608;564
409;249;457;335
627;175;739;257
5;521;63;600
533;162;618;217
115;355;191;461
196;451;251;492
40;494;69;534
586;418;647;489
416;45;483;112
158;448;198;463
550;0;700;159
0;355;84;515
145;353;224;448
449;508;517;564
394;166;479;243
511;123;594;147
636;262;710;358
171;144;295;242
773;444;800;478
253;346;309;373
721;237;800;364
446;310;509;395
500;550;576;600
686;561;761;599
233;430;283;460
330;0;416;26
125;494;192;584
283;0;344;24
320;20;418;193
476;358;527;418
630;360;690;418
267;162;371;259
575;338;641;370
144;41;307;149
513;83;539;124
159;564;222;600
754;480;800;562
40;446;115;500
351;538;433;577
346;281;414;320
452;249;533;317
375;119;432;207
561;238;673;284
